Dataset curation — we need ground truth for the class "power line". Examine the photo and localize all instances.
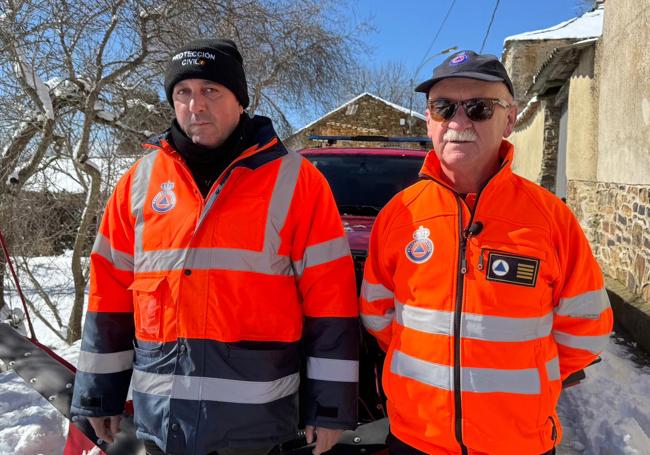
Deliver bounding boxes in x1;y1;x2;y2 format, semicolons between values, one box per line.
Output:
417;0;457;70
480;0;501;54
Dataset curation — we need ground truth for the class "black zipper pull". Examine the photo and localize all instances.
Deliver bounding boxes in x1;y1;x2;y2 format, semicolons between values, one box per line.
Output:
478;249;485;271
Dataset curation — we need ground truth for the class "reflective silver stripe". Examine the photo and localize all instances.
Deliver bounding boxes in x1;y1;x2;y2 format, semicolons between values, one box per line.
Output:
306;357;359;382
77;349;134;374
264;151;302;253
462;365;540;394
131;370;300;404
553;330;609;354
556;288;610;319
136;248;185;272
136;247;294;275
361;310;395;331
131;152;158;257
92;234;134;271
462;311;553;342
394;300;553;342
391;349;452;390
391;349;541;394
360;280;394;302
395;301;451;336
292;237;350;276
546;357;560;381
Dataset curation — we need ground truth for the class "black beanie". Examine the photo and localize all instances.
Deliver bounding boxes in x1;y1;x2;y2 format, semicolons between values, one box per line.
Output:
164;39;249;108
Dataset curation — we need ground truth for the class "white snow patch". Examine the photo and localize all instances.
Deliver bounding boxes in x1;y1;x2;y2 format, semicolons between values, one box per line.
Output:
12;60;55;120
0;371;68;455
505;7;603;42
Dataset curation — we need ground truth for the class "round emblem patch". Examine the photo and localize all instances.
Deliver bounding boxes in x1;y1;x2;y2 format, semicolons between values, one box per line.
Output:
405;226;434;264
491;259;510;276
151;181;177;213
449;53;469;66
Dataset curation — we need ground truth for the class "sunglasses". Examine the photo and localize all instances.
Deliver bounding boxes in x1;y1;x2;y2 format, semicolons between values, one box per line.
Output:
427;98;512;122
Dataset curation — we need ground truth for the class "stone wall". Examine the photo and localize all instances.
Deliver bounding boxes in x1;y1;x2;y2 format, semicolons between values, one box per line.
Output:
568;180;650;303
284;94;428;151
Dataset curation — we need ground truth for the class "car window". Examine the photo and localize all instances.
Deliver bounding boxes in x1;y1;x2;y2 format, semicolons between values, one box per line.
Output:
306;154;424;215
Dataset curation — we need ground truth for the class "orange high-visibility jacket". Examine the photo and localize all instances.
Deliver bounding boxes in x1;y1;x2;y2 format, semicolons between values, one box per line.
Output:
71;116;359;454
361;141;612;455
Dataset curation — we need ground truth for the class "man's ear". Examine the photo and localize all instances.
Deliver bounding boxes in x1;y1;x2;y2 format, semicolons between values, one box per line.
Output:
502;105;518;138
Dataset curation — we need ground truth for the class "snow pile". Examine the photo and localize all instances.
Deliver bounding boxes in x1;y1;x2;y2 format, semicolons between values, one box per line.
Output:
559;336;650;454
0;371;68;455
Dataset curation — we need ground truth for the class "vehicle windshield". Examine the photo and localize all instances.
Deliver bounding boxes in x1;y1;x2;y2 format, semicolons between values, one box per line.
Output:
306;154;424;215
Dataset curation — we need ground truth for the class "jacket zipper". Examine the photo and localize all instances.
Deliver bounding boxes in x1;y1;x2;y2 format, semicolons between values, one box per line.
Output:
420;159;509;454
453;196;469;455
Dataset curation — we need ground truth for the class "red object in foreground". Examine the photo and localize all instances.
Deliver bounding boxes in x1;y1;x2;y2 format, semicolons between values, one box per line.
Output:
64;423;105;455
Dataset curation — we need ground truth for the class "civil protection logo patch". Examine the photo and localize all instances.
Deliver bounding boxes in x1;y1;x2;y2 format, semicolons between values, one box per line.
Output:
151;181;177;213
405;225;434;264
486;251;540;287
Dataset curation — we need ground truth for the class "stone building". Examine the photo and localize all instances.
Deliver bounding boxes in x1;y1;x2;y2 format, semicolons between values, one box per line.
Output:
503;0;650;351
283;93;428;151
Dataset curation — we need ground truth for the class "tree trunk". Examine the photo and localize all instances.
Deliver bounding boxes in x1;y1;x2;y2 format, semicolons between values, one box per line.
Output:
67;164;102;344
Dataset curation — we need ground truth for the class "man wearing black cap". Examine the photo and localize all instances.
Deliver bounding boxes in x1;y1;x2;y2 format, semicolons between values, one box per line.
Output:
71;39;360;455
360;50;611;454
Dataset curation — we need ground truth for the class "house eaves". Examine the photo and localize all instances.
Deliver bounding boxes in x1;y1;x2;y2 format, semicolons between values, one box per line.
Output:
526;38;599;98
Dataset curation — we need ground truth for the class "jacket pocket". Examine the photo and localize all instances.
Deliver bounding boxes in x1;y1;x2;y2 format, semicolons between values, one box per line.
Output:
129;276;167;341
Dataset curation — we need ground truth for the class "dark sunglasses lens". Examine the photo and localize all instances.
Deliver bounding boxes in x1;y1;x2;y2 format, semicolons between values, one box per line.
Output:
430;100;457;121
464;99;493;121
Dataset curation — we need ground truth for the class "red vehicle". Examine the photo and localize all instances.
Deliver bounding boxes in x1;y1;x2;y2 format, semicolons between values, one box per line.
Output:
300;136;429;289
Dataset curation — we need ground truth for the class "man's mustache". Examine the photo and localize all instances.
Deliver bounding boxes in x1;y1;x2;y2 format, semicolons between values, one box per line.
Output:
444;129;478;142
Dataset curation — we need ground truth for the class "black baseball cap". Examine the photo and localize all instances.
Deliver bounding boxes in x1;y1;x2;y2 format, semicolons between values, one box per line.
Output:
415;50;514;97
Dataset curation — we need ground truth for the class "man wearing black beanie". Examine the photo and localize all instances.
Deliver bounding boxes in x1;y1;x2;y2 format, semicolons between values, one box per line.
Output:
72;39;359;455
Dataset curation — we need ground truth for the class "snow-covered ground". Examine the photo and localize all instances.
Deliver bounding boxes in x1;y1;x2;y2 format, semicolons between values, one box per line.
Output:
1;254;649;454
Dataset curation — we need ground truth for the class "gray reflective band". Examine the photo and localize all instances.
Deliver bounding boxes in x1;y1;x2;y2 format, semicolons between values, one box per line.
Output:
391;350;451;391
556;288;610;319
462;365;540;394
77;349;134;374
292;237;350;276
131;370;300;404
361;311;395;331
462;311;553;342
265;152;302;253
92;234;134;271
136;248;185;272
361;280;394;302
395;301;450;336
306;357;359;382
546;357;560;381
132;152;158;257
394;300;553;342
391;349;542;394
553;330;610;354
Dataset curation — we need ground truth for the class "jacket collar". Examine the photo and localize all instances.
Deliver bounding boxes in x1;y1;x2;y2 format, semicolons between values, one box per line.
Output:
144;115;287;170
419;139;514;192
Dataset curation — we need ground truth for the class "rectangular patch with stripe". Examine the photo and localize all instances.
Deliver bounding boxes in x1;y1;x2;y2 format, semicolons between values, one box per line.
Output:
486;251;540;287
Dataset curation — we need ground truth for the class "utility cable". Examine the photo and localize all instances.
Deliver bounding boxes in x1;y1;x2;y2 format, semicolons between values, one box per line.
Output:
480;0;501;53
417;0;457;70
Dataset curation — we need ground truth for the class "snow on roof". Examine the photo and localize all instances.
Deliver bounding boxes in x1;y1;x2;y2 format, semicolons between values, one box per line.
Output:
504;6;603;42
289;92;425;138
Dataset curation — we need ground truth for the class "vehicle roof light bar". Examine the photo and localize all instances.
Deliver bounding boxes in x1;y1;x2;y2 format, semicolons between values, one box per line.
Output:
308;135;430;146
